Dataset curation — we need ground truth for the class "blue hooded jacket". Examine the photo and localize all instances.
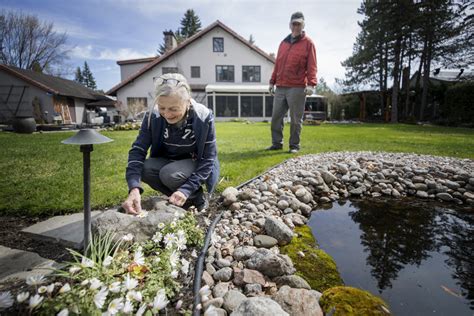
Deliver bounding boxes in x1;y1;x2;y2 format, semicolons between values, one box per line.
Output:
126;100;220;197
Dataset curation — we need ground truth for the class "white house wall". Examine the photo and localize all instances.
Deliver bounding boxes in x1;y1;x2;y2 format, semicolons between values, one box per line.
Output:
120;62;153;81
116;26;274;113
74;99;87;124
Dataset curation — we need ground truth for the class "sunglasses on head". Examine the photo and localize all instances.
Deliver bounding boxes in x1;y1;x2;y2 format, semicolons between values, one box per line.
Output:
154;77;182;86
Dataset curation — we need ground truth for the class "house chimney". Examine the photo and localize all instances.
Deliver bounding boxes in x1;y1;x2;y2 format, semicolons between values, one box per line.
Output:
163;30;177;53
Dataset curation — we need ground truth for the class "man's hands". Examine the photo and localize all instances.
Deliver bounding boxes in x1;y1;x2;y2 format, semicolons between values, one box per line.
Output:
304;86;315;96
169;191;187;207
268;85;275;95
122;188;142;215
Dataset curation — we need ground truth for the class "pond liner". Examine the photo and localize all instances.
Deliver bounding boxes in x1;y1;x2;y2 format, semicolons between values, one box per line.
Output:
192;159;288;315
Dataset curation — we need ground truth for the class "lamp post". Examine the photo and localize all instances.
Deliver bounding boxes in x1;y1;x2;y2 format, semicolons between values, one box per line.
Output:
62;129;113;252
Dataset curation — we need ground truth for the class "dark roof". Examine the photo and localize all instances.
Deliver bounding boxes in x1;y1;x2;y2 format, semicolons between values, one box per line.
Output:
0;64;105;100
117;57;157;65
107;20;275;95
86;98;117;107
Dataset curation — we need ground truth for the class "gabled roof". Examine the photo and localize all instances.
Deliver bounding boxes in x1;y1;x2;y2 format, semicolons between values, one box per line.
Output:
0;64;105;100
117;57;156;65
107;20;275;96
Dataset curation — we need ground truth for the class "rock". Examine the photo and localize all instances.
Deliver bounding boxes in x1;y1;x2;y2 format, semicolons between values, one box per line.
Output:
213;282;230;298
222;187;239;206
272;285;323;316
349;187;364;196
203;297;224;311
319;197;331;203
238;189;255;200
92;198;185;242
230;297;289;316
277;200;290;210
245;248;295;277
274;275;311;290
206;263;216;275
233;268;266;286
463;191;474;200
216;259;232;268
223;290;247;313
233;246;257;261
264;217;294;245
416;191;429;198
254;235;278;248
214;267;233;282
436;192;453;202
319;170;337;184
414;183;428;191
244;283;263;296
445;180;461;190
205;306;227;316
202;270;215;287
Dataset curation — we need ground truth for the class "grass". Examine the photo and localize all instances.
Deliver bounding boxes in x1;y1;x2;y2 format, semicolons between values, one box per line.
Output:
0;122;473;215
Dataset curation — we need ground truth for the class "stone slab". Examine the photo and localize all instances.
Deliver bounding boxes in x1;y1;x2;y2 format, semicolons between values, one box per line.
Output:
21;210;103;249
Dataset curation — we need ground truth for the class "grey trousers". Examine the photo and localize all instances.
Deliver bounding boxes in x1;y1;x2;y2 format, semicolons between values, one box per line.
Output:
141;157;198;197
271;87;306;150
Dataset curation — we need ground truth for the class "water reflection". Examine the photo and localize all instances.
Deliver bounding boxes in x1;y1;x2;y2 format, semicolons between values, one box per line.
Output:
309;198;474;314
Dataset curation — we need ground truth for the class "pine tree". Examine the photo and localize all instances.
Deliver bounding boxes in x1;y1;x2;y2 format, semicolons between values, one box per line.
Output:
74;66;84;84
179;9;201;39
82;61;97;90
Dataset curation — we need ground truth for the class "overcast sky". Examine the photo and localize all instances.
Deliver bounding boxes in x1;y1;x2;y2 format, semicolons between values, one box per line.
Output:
2;0;363;91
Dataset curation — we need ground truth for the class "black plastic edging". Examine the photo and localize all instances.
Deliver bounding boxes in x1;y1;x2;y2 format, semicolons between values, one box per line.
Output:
192;160;288;315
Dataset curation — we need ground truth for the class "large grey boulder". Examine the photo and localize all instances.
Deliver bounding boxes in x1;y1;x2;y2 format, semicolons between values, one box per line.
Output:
274;275;311;290
223;290;247;313
264;217;294;246
92;197;184;242
230;297;289;316
272;285;323;316
245;248;295;277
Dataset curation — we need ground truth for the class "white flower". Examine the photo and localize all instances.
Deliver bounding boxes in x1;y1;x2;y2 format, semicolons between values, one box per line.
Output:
108;281;121;293
107;297;124;315
126;290;142;302
170;221;177;228
157;223;165;229
176;230;187;250
103;256;113;267
59;283;71;293
136;210;148;218
152;232;162;243
169;250;180;268
123;274;138;291
135;303;147;316
37;286;47;294
89;278;103;290
152;289;169;312
170;270;179;279
94;287;108;309
26;274;46;286
163;233;176;249
154;257;161;264
16;292;29;303
46;283;55;293
81;257;94;268
28;294;43;309
0;291;14;310
122;233;134;241
191;249;198;258
57;308;69;316
123;299;134;313
69;266;81;274
81;279;90;286
133;247;145;265
181;258;190;275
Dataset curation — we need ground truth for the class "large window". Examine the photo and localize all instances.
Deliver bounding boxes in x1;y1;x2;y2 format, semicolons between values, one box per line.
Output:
215;96;238;117
216;65;234;82
213;37;224;52
241;96;263;117
242;66;261;82
162;67;178;74
265;96;274;117
191;66;200;78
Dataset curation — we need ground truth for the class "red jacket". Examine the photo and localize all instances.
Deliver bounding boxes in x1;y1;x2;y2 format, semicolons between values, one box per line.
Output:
270;32;317;87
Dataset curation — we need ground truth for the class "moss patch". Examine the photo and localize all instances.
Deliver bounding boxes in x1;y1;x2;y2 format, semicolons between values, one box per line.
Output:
320;286;391;315
280;225;343;292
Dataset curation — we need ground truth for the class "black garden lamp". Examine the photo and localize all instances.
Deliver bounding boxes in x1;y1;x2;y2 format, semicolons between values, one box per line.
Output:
62;129;113;252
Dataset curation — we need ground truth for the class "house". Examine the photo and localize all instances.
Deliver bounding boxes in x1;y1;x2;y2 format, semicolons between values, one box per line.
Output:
0;64;114;125
409;68;474;88
107;20;277;121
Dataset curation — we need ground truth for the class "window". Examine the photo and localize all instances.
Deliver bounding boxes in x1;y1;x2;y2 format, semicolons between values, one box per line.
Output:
216;65;234;82
191;66;200;78
241;96;263;117
162;67;178;74
242;66;261;82
215;96;238;117
213;37;224;52
265;96;274;117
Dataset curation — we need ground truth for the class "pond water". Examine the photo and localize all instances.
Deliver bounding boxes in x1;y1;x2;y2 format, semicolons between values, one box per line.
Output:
308;198;473;316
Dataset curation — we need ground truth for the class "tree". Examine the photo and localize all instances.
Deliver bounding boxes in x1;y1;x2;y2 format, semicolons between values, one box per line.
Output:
74;66;84;85
0;10;69;75
81;61;97;90
179;9;201;39
315;77;333;95
248;34;255;45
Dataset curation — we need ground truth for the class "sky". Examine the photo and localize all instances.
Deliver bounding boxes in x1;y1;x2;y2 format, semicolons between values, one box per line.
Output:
1;0;363;92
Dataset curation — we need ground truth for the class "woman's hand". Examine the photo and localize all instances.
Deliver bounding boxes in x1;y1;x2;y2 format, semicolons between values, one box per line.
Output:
169;191;187;207
122;188;142;215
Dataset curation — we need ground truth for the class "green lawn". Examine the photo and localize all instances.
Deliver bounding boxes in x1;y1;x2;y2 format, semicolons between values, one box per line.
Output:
1;122;473;215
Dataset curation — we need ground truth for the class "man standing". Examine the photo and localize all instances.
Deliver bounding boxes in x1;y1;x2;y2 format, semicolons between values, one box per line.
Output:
268;11;317;153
